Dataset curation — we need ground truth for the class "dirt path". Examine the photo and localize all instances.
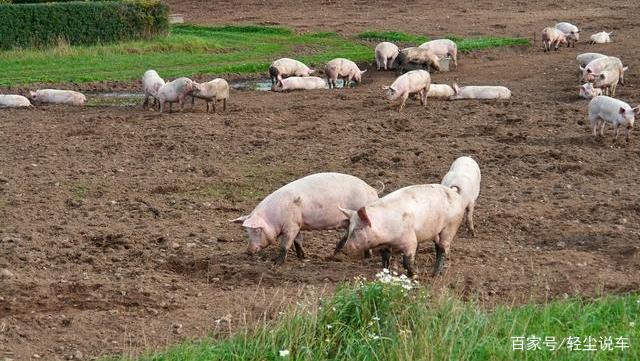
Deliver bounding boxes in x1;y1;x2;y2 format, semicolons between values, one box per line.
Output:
1;1;640;360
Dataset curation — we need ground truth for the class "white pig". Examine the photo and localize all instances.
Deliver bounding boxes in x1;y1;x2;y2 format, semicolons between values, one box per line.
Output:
383;69;431;112
375;42;400;70
427;84;455;98
579;83;603;99
230;172;381;265
542;27;568;52
339;184;466;277
588;96;638;143
590;31;612;44
324;58;367;89
142;70;165;110
555;22;580;47
419;39;458;69
272;76;326;91
0;95;31;108
157;77;194;113
576;53;607;68
269;58;314;85
450;84;511;100
396;47;441;74
581;56;626;84
29;89;86;106
441;156;481;236
592;68;622;96
191;78;229;113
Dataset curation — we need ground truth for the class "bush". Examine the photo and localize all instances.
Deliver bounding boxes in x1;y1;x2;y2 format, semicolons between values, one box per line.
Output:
0;0;169;49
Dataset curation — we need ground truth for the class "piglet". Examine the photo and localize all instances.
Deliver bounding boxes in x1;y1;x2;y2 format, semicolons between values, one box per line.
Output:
0;94;31;108
590;31;612;44
231;172;381;265
427;84;455;98
269;58;314;85
579;83;603;99
450;84;511;100
324;58;366;88
441;156;481;236
375;42;399;70
339;184;466;277
157;77;193;113
142;70;165;110
30;89;86;106
419;39;458;69
541;27;568;52
588;95;638;143
272;76;326;91
191;78;229;113
383;69;431;112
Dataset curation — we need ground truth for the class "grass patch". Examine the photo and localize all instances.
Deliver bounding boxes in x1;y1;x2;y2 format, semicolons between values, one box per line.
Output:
109;272;638;361
357;30;428;43
0;25;530;86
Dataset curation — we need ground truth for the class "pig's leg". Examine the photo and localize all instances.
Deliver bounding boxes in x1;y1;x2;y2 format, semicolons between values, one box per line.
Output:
402;254;417;278
399;93;408;112
274;227;300;265
600;120;607;137
380;248;391;269
178;96;185;112
363;249;372;258
433;215;463;276
293;233;306;259
143;95;150;110
333;232;348;256
625;127;631;143
223;98;227;111
212;100;217;113
613;123;620;143
467;202;476;237
169;102;173;113
399;236;418;277
191;95;195;109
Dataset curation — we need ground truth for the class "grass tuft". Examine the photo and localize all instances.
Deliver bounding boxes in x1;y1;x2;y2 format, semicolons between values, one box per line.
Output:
357;30;428;43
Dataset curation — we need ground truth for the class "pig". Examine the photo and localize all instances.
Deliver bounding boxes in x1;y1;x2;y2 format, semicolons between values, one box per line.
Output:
272;76;326;91
441;156;481;237
375;42;400;70
590;31;612;44
157;77;194;113
396;47;441;74
339;184;466;277
142;70;165;110
576;53;607;68
592;68;621;96
419;39;458;69
588;96;638;143
555;22;580;47
579;82;603;99
324;58;367;89
427;84;455;98
0;94;32;108
230;172;381;265
581;56;626;85
29;89;86;106
269;58;314;85
541;27;568;52
191;78;229;113
383;69;431;112
449;83;511;100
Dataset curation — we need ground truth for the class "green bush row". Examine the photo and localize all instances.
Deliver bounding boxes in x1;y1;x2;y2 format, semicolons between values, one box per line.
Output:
0;0;169;49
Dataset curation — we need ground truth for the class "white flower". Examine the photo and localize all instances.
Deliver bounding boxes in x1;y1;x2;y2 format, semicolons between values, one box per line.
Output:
372;316;380;321
630;322;636;327
279;350;290;357
326;324;333;329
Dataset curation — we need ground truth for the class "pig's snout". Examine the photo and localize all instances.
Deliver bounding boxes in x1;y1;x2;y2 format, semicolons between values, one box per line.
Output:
247;243;262;255
343;240;363;257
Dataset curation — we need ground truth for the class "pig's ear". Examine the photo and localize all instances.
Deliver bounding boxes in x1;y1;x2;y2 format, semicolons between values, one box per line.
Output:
633;106;640;115
230;215;250;224
338;206;355;219
360;69;367;75
357;207;371;226
579;65;585;71
623;67;629;72
619;107;626;114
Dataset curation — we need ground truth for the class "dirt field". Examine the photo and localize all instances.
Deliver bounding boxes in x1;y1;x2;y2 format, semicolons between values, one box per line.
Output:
2;1;640;360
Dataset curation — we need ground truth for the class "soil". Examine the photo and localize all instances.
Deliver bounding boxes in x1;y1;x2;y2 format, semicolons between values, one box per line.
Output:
2;1;640;360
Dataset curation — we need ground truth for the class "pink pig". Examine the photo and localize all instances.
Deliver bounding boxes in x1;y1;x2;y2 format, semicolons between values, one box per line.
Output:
419;39;458;69
441;156;481;236
383;69;431;112
231;172;381;265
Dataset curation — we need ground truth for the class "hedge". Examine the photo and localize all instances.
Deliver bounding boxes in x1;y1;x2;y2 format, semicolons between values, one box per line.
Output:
0;0;169;49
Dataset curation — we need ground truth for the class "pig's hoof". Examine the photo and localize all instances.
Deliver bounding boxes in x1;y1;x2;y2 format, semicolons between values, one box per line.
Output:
273;256;285;266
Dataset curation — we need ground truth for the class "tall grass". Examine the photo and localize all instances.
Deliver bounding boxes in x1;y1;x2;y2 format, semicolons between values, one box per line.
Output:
109;271;638;361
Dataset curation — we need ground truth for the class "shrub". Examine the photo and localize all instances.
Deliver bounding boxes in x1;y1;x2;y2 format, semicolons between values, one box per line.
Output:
0;0;169;49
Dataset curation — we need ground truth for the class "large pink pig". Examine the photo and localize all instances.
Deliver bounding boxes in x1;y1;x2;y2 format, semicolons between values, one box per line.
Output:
339;184;466;277
581;56;626;85
157;77;194;113
383;69;431;112
419;39;458;69
441;156;481;236
231;172;381;265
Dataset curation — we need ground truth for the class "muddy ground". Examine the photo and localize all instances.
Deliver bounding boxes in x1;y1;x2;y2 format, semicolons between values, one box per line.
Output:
2;1;640;360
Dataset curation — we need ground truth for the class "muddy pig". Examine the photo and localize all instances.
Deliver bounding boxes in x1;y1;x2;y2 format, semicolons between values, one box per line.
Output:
542;27;568;52
191;78;229;113
142;70;165;110
339;184;466;277
396;47;441;74
555;22;580;47
0;94;31;108
157;77;193;113
231;172;381;265
324;58;367;88
29;89;86;106
590;31;612;44
450;84;511;100
427;84;455;98
419;39;458;69
272;76;326;91
383;69;431;112
375;42;399;70
269;58;314;85
581;56;626;85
